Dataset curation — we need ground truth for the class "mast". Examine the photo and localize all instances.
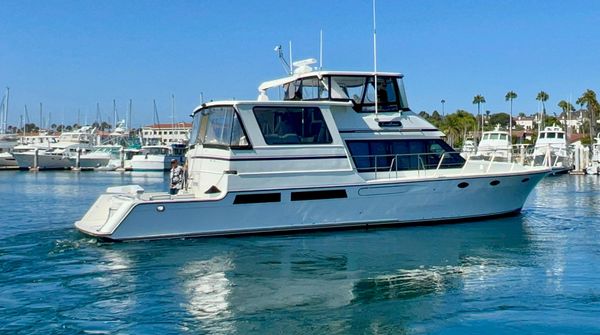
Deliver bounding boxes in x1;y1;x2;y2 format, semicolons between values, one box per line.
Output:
113;99;117;131
128;99;132;132
153;99;162;145
372;0;378;116
2;87;8;134
171;94;175;135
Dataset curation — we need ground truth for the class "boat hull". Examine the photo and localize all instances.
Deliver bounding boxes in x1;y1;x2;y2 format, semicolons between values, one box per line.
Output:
13;152;72;170
0;153;17;167
75;170;548;241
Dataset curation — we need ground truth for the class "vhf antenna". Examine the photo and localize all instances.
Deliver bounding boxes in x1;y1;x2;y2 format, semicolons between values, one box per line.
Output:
274;45;291;75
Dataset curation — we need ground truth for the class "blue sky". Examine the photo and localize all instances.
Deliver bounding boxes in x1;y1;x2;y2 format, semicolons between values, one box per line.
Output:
1;0;599;127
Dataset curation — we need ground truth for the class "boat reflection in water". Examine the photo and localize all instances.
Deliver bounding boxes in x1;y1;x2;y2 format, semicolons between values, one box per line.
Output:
90;216;531;333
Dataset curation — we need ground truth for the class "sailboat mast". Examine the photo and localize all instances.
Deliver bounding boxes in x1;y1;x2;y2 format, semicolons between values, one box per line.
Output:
2;87;9;134
171;94;175;134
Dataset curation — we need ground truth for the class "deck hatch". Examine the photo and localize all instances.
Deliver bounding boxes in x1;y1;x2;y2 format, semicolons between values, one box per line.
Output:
291;189;347;201
233;193;281;204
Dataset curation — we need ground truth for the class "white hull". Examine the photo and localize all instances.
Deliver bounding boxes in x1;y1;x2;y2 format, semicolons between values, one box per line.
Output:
0;152;17;167
75;156;112;169
13;152;72;169
130;154;183;171
75;168;548;241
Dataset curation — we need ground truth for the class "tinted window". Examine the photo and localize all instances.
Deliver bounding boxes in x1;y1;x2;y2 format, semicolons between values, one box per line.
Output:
547;132;556;138
558;133;564;139
346;139;465;172
253;106;333;145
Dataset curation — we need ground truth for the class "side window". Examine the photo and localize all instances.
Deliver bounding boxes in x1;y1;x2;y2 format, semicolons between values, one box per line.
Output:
346;139;464;172
253;106;333;145
194;106;250;149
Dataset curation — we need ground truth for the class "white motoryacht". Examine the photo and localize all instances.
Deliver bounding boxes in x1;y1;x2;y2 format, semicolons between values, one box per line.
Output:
75;64;550;241
13;127;96;170
0;134;18;167
72;120;136;170
459;139;476;159
475;127;512;161
130;143;186;171
586;134;600;175
531;125;572;174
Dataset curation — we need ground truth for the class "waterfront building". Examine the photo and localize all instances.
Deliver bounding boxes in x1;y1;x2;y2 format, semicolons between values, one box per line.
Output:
141;123;191;145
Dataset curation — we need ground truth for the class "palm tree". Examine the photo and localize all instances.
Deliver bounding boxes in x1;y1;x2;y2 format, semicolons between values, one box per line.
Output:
536;91;549;130
576;89;599;139
557;100;575;138
505;91;517;140
472;94;486;141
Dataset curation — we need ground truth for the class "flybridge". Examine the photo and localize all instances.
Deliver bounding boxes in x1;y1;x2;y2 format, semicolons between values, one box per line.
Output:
257;66;409;114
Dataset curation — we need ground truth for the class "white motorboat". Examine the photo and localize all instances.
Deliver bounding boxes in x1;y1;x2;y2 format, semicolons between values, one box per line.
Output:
13;127;96;170
73;145;122;170
531;125;572;174
586;134;600;175
75;64;550;241
459;139;476;159
0;134;18;167
475;127;512;161
130;144;186;171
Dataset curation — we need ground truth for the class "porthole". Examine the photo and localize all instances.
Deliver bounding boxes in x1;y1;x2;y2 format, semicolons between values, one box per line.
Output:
490;180;500;186
521;178;530;183
457;182;469;189
156;205;165;212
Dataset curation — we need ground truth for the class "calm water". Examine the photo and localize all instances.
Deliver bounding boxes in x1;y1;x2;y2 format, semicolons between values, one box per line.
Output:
1;171;599;334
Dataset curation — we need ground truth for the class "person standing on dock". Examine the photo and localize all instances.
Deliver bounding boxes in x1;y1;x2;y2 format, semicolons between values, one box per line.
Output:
169;159;184;195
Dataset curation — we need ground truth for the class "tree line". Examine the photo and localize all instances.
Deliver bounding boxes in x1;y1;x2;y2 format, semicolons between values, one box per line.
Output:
420;89;600;146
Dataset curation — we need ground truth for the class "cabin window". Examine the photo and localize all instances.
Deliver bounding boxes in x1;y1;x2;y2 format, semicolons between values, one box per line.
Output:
558;133;564;139
346;139;465;172
547;132;556;139
499;134;508;140
483;134;489;140
191;106;250;149
490;133;499;140
253;106;333;145
540;133;546;139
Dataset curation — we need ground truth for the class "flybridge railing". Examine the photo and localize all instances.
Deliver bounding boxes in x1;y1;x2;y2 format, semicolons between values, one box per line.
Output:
351;151;465;179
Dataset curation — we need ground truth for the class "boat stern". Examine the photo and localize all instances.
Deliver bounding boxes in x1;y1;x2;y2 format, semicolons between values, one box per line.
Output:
74;185;143;239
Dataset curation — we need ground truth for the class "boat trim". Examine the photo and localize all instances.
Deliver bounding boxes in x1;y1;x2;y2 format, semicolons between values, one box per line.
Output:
190;155;348;161
79;207;524;242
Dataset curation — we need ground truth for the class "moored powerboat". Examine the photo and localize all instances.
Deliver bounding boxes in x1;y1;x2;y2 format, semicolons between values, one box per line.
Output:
13;127;96;170
130;144;186;171
75;64;550;241
474;127;512;161
531;125;572;174
0;134;18;167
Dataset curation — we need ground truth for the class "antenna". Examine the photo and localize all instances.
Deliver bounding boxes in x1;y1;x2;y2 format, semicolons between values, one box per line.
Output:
319;30;323;70
274;45;290;74
372;0;378;116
